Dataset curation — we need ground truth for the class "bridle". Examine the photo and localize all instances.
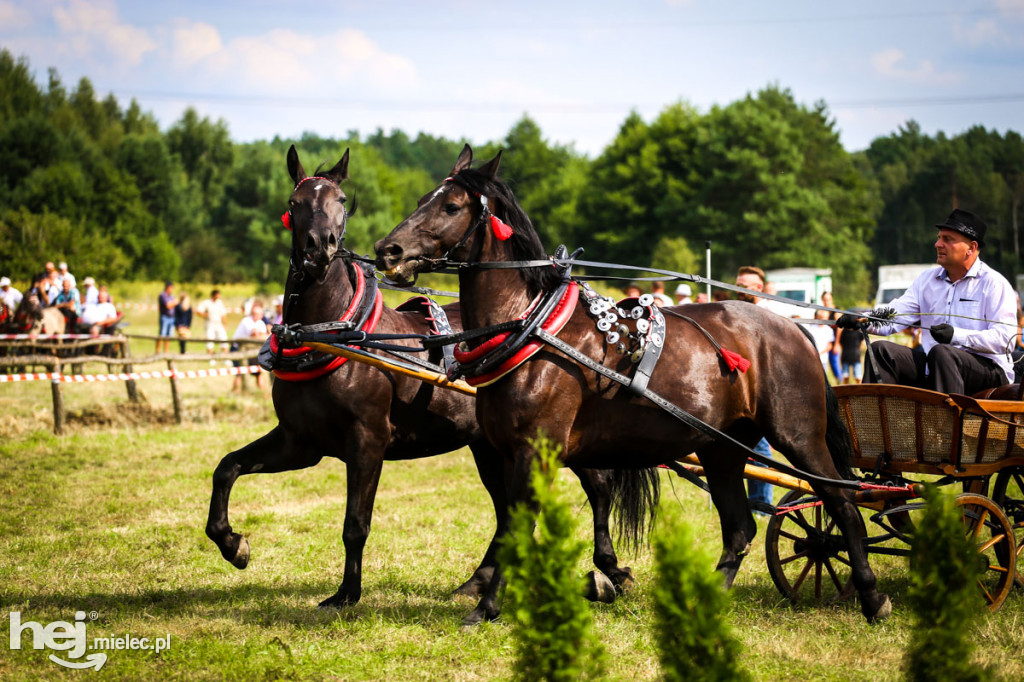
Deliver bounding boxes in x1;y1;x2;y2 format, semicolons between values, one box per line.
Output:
425;174;514;269
282;175;356;323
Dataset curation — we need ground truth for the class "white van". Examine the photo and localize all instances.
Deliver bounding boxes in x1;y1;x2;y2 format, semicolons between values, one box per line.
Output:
874;264;934;308
764;267;833;319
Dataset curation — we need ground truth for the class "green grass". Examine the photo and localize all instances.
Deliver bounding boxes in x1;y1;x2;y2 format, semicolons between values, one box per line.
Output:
1;285;1023;680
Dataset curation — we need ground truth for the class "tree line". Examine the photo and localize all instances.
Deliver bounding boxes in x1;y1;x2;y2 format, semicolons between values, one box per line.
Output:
1;50;1021;305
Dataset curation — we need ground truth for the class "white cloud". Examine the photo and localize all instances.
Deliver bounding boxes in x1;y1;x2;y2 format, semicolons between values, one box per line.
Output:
177;27;417;94
170;20;222;68
51;0;156;66
0;0;33;30
870;48;960;85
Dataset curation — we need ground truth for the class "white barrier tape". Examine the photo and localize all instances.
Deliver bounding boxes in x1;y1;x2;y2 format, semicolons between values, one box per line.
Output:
0;365;262;383
0;333;120;340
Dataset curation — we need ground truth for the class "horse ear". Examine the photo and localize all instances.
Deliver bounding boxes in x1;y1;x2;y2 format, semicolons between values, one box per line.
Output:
478;150;502;179
450;144;473;175
324;148;350;184
287;145;306;185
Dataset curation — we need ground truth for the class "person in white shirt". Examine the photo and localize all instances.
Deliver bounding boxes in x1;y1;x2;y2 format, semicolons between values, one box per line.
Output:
650;281;674;307
807;309;835;373
674;283;693;304
79;289;118;335
1;276;23;312
197;289;229;353
57;262;76;290
80;276;99;308
838;209;1016;395
232;301;269;391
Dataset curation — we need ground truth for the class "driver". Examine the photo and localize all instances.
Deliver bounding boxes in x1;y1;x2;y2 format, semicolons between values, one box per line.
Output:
838;209;1016;395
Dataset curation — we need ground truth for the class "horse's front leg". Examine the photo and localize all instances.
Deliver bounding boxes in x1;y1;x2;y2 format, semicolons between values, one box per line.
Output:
206;426;322;569
318;431;386;609
573;467;634;602
453;439;508;598
463;445;536;626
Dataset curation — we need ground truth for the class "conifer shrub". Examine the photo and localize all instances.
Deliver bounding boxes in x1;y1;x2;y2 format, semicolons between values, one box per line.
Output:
498;435;606;681
904;488;988;681
651;507;749;682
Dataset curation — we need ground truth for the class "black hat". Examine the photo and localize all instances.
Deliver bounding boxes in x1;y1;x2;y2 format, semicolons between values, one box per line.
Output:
935;209;986;247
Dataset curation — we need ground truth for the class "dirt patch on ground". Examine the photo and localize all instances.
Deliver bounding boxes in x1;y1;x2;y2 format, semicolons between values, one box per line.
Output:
67;402;177;428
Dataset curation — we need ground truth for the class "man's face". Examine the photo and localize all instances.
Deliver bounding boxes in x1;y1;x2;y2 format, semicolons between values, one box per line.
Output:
63;279;71;292
735;273;764;303
251;306;263;320
935;229;974;270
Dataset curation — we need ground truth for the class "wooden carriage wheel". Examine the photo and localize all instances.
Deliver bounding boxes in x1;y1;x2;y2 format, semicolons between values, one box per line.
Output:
765;489;859;604
954;493;1016;611
985;470;1024;588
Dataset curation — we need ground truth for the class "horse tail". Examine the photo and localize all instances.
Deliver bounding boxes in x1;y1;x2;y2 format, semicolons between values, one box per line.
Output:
824;381;856;482
609;467;661;555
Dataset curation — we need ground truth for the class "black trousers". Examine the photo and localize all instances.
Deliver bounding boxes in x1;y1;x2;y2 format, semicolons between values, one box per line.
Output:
864;340;1007;395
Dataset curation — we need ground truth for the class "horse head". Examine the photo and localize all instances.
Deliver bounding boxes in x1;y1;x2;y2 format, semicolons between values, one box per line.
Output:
12;294;43;332
285;144;351;282
375;145;510;286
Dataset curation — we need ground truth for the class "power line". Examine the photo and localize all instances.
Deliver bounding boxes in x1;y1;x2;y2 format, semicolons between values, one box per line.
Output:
111;89;1024;114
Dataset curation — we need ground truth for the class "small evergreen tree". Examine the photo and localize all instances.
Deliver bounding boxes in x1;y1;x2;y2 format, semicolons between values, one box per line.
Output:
499;435;606;681
651;507;749;682
904;488;988;681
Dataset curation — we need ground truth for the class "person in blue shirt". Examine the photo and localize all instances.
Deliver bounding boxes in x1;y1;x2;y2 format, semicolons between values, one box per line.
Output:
838;209;1016;395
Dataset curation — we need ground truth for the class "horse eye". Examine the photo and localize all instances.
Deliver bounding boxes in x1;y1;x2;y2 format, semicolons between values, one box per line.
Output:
444;203;460;215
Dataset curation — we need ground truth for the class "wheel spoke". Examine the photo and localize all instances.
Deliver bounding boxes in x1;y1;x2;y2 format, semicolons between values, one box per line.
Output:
780;549;812;566
815;559;823;598
970;507;990;541
977;534;1006;553
977;578;995;605
832;553;852;568
985;564;1009;575
791;557;814;592
777;529;804;543
823;556;844;592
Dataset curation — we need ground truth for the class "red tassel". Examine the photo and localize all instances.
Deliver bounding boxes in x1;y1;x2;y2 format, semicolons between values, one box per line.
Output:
281;211;291;231
720;348;751;373
490;215;514;241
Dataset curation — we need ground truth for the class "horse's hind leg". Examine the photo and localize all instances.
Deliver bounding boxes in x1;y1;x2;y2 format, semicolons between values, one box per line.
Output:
573;467;634;601
700;446;758;587
453;439;507;598
205;426;322;569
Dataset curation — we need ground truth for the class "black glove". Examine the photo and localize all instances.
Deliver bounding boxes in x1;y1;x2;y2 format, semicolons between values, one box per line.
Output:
836;314;865;330
931;324;954;344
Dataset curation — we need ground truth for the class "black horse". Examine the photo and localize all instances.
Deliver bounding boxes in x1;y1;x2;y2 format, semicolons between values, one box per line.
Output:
375;145;891;625
205;146;634;608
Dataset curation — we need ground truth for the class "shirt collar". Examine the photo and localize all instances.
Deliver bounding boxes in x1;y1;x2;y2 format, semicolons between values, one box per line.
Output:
939;257;982;283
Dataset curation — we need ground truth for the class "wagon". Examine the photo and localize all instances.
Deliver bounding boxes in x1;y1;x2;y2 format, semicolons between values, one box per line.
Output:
762;383;1024;611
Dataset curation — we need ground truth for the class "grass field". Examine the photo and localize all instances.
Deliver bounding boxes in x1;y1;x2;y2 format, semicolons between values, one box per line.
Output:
1;290;1023;680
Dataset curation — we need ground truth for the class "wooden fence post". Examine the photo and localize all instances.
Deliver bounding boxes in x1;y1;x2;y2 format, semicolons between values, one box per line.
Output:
51;359;65;435
167;359;182;424
122;338;140;403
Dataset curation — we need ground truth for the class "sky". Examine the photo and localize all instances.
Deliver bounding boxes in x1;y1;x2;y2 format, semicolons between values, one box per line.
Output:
1;0;1023;157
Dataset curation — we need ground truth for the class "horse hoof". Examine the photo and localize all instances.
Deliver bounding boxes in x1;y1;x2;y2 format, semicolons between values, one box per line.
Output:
318;592;358;610
866;594;892;623
230;537;250;570
614;567;636;593
453;568;494;598
584;571;617;603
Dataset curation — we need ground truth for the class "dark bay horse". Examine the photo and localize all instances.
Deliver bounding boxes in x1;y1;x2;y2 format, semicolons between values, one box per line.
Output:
206;146;633;608
375;145;891;625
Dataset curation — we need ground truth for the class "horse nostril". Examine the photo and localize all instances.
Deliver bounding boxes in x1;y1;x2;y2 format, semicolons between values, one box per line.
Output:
305;234;317;253
328;233;337;248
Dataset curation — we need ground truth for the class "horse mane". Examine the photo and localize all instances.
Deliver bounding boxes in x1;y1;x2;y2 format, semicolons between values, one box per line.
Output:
451;168;560;296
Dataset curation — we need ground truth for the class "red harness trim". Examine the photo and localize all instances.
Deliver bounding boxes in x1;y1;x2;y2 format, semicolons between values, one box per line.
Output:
455;283;579;387
269;263;383;381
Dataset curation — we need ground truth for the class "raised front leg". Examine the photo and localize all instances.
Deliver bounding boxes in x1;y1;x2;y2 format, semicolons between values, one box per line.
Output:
206;427;323;569
318;453;385;609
